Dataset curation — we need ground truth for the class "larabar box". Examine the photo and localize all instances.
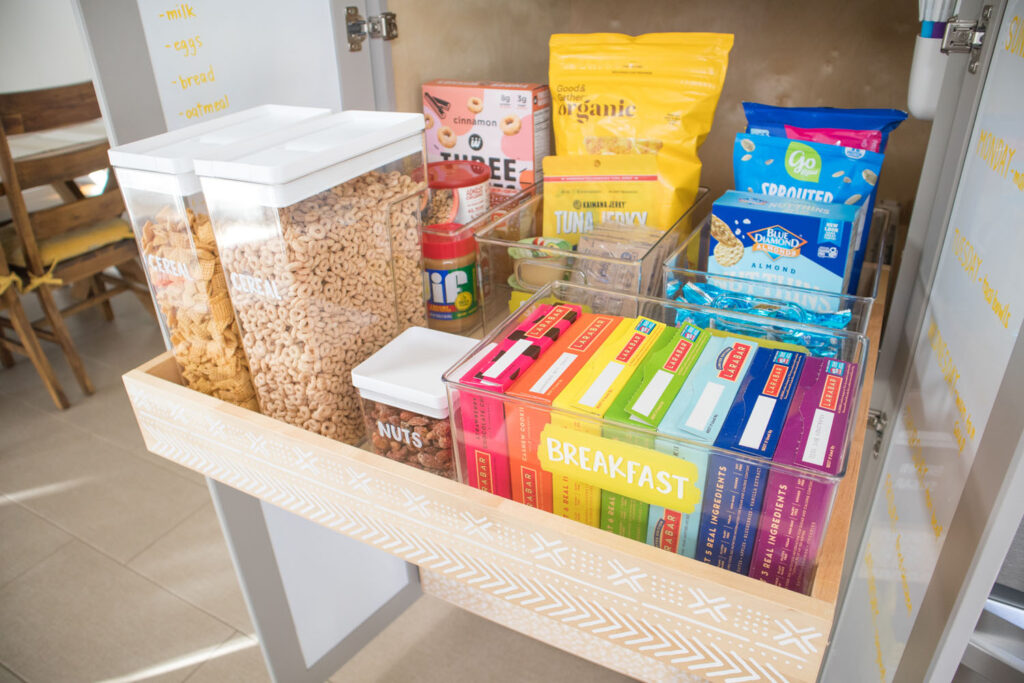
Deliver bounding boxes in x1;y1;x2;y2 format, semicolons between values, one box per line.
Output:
601;322;709;542
504;313;622;512
423;80;552;202
459;304;580;497
714;349;806;459
749;358;858;592
550;317;666;526
652;334;758;558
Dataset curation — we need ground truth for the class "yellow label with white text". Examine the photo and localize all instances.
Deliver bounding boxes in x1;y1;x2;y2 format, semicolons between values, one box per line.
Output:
539;423;700;512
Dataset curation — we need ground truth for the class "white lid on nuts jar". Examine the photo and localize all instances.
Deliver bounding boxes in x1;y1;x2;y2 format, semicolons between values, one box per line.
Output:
351;327;479;420
193;110;425;207
108;104;331;196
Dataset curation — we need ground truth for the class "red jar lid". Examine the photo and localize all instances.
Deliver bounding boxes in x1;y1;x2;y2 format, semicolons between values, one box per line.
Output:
422;223;477;260
426;161;490;189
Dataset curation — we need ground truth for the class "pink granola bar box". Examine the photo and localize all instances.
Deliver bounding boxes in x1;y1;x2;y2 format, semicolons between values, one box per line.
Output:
459;304;580;497
423;80;551;202
749;357;859;593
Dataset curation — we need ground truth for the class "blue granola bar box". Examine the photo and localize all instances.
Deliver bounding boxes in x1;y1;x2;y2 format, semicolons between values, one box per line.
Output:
707;190;859;310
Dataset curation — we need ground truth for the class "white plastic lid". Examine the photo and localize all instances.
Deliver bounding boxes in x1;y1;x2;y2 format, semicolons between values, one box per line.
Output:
351;327;479;420
108;105;331;176
193;111;425;206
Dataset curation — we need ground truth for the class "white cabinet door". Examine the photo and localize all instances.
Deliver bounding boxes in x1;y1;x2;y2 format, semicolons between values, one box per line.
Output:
826;1;1024;680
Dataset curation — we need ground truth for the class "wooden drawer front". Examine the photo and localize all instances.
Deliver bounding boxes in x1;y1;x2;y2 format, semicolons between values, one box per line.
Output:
125;356;832;682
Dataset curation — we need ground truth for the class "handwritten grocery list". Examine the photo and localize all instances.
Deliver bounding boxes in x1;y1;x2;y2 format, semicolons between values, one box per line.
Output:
137;0;345;131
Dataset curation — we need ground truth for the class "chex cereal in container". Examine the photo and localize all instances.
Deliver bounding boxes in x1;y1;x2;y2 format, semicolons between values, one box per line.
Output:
108;105;330;409
195;111;428;445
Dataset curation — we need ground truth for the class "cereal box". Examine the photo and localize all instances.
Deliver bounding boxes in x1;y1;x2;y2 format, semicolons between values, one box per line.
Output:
460;304;580;497
707;190;859;310
504;313;622;512
551;317;666;525
650;334;757;558
714;348;806;459
423;80;551;202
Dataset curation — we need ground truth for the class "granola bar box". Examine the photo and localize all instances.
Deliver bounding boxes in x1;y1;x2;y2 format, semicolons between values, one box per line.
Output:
422;80;551;202
352;327;479;480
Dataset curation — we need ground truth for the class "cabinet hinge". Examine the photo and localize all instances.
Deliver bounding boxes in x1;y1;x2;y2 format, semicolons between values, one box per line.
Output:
346;7;398;52
941;5;991;73
868;409;888;459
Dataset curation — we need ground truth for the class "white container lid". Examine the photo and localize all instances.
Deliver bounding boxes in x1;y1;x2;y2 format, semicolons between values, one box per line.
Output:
351;327;479;420
108;105;331;195
194;110;425;207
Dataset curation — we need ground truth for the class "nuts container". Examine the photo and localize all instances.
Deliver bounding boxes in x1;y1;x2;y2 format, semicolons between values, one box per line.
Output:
351;327;479;479
109;105;330;409
196;112;429;444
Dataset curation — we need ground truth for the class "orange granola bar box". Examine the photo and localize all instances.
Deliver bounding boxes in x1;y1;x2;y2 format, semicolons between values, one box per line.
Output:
423;80;551;202
505;313;622;511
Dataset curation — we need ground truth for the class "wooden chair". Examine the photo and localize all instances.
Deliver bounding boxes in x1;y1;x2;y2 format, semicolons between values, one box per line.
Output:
0;82;153;397
0;248;69;409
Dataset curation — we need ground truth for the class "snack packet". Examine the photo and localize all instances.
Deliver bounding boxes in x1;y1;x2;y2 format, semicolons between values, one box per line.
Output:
742;103;906;154
542;155;664;244
573;220;668;293
549;33;733;227
741;104;905;294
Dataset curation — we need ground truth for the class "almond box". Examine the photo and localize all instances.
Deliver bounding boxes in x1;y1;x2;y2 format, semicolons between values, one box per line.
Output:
423;80;551;202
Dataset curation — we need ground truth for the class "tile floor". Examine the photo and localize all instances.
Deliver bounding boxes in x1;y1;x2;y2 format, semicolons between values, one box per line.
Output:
0;292;632;682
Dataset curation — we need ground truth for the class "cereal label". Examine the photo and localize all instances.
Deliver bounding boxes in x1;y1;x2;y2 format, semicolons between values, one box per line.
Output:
423;81;551;202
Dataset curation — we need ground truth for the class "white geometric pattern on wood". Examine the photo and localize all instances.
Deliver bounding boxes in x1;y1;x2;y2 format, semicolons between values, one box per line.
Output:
123;355;844;682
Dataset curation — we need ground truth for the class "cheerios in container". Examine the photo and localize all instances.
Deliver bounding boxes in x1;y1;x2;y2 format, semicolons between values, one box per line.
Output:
195;112;428;444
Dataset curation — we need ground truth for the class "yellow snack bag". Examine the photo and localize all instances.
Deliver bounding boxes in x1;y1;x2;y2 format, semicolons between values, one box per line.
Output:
549;33;733;224
542;155;664;245
544;154;671;245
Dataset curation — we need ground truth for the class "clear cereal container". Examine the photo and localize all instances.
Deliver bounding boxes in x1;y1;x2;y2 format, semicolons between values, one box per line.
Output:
444;281;871;595
661;210;891;344
465;184;709;333
109;105;330;409
351;327;480;479
196;112;428;445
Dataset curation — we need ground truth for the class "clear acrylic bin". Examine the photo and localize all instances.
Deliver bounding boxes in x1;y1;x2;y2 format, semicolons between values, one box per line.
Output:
662;208;891;337
196;112;428;445
109;105;330;409
443;281;869;594
464;184;710;332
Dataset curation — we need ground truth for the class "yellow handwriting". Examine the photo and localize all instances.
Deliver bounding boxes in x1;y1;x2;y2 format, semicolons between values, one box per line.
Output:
903;405;945;538
1005;15;1024;58
976;129;1017;180
165;35;202;57
927;319;976;448
178;94;230;120
951;228;1010;329
159;3;197;21
865;544;886;680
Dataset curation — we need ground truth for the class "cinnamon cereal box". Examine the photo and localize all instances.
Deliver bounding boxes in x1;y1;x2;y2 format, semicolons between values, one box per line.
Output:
423;80;551;202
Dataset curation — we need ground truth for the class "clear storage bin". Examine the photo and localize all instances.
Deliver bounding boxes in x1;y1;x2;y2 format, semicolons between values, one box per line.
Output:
196;111;428;445
662;208;891;336
464;184;710;332
109;105;330;409
443;281;869;594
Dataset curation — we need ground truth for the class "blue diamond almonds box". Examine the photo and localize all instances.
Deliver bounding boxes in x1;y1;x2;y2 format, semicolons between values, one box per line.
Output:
706;190;859;310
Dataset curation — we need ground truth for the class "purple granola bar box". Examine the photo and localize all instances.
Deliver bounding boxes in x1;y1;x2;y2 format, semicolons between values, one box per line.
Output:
749;357;858;593
773;358;858;476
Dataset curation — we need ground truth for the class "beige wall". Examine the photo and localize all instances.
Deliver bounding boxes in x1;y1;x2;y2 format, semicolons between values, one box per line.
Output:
390;0;931;218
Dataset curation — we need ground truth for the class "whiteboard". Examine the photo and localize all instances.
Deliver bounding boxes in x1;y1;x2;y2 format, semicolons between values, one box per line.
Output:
136;0;361;129
76;0;380;144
